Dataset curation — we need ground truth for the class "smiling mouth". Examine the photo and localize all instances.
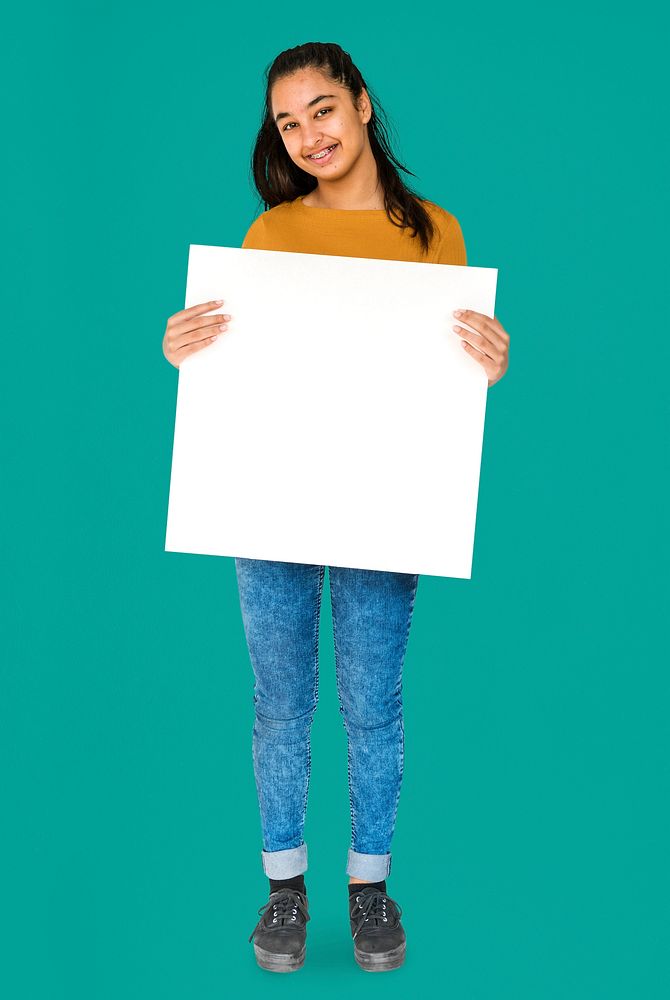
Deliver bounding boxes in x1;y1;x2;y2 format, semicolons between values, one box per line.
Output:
307;143;338;160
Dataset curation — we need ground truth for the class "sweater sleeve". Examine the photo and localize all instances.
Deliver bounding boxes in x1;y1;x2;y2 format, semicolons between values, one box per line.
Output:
241;214;267;250
435;211;467;266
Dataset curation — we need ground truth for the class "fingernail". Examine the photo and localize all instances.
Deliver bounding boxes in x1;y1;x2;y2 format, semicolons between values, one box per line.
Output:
453;309;463;317
215;298;224;305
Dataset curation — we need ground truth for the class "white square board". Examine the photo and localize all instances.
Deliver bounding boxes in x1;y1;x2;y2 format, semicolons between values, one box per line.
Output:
165;245;497;578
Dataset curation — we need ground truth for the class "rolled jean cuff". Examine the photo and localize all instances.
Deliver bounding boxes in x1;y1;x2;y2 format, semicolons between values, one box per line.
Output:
261;843;308;879
346;849;392;881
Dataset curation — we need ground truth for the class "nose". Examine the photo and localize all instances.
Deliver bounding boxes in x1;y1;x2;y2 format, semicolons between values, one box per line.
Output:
303;129;324;152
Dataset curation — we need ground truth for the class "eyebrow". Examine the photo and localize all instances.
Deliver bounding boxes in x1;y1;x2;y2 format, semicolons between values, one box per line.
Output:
274;94;338;123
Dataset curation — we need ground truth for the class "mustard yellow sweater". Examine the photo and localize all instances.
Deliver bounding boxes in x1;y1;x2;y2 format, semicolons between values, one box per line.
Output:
241;195;467;265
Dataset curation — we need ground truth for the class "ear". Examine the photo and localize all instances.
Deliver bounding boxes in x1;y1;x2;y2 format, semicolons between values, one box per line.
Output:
357;88;372;125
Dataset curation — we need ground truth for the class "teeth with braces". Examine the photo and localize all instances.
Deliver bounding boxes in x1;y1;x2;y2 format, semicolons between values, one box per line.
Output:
309;145;336;159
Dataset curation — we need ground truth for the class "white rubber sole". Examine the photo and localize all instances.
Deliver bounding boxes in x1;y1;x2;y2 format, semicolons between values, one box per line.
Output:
253;942;306;972
354;939;406;971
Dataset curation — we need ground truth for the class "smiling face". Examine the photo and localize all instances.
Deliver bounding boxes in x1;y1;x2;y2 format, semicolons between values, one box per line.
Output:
270;67;372;181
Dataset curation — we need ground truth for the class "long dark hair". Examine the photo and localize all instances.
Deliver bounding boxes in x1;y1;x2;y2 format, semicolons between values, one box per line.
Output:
249;41;437;256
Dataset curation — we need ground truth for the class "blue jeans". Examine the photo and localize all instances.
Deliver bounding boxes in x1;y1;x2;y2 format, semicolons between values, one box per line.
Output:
234;558;420;882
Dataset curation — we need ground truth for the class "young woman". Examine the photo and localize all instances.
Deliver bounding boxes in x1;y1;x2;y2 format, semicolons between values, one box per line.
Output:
163;41;510;974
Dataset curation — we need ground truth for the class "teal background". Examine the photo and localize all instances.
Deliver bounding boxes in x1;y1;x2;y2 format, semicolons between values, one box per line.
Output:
2;1;668;997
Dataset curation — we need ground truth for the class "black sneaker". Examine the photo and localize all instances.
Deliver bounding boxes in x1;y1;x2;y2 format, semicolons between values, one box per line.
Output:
248;887;310;973
349;886;406;972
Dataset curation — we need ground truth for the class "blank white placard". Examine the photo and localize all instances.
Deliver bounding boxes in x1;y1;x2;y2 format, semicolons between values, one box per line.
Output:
165;244;497;578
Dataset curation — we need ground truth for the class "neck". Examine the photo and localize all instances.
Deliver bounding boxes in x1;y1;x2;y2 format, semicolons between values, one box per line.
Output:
304;140;384;210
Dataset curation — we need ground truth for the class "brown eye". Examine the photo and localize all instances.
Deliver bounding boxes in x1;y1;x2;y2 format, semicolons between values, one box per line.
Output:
282;107;332;132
